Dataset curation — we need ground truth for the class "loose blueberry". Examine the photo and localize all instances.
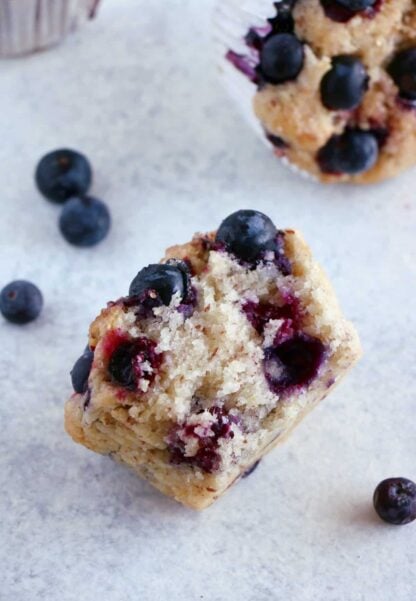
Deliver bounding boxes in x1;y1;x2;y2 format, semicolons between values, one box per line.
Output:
387;48;416;102
258;33;304;85
373;478;416;525
216;210;278;263
317;129;378;175
129;263;188;306
0;280;43;324
35;149;92;204
71;348;94;394
108;337;162;391
321;56;368;111
59;196;111;247
264;334;325;394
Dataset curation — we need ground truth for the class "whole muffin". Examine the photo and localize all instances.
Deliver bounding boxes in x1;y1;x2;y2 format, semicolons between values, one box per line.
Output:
216;0;416;184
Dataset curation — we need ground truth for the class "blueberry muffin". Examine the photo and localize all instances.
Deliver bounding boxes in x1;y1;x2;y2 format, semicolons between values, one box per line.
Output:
65;211;361;509
217;0;416;183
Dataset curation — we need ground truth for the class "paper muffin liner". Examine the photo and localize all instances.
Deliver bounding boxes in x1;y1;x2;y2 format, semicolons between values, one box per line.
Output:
213;0;316;181
0;0;101;58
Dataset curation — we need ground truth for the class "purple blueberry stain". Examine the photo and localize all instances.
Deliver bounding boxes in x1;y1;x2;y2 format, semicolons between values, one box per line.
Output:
242;296;300;336
326;377;336;389
167;405;241;473
245;27;270;51
225;24;274;85
396;96;416;112
225;50;259;84
263;333;326;395
274;232;292;275
106;331;163;392
176;284;198;319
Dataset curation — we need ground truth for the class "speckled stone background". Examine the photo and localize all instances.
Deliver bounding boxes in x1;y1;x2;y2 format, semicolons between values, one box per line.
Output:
1;1;415;599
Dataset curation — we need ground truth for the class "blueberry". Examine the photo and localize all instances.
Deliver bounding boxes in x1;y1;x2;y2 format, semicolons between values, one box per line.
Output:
0;280;43;324
263;334;326;394
35;149;92;204
267;1;296;34
59;196;111;247
321;56;368;111
108;337;162;391
216;210;278;263
71;347;94;393
317;129;378;175
265;132;288;149
129;263;188;306
334;0;376;10
259;33;304;85
320;0;377;22
387;48;416;102
108;342;138;390
373;478;416;525
242;299;298;335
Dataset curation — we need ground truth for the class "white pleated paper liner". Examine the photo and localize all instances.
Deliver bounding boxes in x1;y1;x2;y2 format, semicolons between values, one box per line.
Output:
213;0;316;181
0;0;101;58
